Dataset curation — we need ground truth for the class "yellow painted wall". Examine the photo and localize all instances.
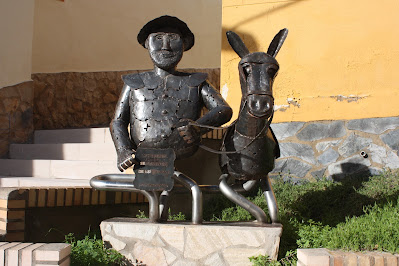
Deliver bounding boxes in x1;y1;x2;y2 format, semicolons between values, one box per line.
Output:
221;0;399;122
0;0;35;88
32;0;222;73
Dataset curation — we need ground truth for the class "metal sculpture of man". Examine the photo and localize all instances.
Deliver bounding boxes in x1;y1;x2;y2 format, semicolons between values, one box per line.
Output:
91;16;232;224
111;15;231;172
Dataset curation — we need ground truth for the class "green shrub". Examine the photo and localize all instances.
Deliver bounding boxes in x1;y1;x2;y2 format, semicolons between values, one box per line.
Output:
297;199;399;253
211;170;399;264
65;232;124;266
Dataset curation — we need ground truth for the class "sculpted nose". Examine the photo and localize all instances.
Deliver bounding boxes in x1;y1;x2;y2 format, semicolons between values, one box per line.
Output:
162;36;172;50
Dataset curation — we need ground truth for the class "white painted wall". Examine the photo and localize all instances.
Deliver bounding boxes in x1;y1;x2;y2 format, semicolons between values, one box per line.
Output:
0;0;35;88
32;0;222;73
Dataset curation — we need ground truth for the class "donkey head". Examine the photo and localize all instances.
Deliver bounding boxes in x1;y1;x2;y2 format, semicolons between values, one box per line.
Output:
227;29;288;118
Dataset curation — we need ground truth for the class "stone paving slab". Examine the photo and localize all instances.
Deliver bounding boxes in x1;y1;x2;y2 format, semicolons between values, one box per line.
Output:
101;218;283;266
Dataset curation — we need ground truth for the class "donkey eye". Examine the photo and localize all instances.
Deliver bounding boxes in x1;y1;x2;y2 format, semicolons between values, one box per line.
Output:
243;65;252;76
267;67;278;77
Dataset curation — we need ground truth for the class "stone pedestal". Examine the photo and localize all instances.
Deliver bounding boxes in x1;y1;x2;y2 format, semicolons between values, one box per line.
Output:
100;218;282;266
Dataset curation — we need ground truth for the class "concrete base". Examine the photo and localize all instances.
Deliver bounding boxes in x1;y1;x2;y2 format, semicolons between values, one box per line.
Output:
101;218;282;266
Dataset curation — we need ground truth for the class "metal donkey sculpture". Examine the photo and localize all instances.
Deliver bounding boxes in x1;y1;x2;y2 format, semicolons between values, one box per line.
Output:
218;29;288;223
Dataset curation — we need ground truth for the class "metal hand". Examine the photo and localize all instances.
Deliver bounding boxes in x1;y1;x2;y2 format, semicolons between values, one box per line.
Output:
116;147;138;172
175;119;201;145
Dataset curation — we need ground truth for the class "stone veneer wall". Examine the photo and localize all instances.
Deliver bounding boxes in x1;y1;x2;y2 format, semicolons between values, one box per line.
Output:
32;68;220;130
270;117;399;181
0;81;34;158
101;218;282;266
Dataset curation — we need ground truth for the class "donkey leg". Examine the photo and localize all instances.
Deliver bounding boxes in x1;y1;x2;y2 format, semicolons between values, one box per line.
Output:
260;176;279;223
219;174;268;223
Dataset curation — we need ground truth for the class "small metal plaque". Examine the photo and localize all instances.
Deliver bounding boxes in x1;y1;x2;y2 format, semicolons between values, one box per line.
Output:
133;148;175;191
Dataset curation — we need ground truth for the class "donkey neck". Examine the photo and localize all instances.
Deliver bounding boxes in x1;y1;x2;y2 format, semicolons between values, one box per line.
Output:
235;103;269;138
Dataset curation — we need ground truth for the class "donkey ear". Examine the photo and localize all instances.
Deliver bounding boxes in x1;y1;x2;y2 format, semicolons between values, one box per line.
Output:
267;28;288;58
226;31;250;58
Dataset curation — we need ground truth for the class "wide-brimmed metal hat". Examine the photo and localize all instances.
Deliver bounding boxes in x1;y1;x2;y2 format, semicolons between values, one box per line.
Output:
137;15;195;51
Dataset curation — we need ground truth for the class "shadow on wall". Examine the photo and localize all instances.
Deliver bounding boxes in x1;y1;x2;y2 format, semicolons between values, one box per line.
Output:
330;162;372;181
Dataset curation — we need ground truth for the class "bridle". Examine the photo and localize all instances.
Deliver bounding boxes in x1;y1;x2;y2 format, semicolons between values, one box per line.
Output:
189;93;275;155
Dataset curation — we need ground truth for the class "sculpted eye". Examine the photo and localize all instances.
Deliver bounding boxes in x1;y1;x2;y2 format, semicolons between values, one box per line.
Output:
169;34;179;40
156;35;163;40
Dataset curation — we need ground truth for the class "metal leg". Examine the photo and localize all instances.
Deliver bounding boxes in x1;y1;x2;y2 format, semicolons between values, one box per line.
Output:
90;174;159;222
219;174;268;224
159;190;170;222
141;190;159;223
173;171;203;224
260;176;279;223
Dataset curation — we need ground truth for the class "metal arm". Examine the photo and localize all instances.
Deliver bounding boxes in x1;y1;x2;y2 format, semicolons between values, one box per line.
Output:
196;83;232;134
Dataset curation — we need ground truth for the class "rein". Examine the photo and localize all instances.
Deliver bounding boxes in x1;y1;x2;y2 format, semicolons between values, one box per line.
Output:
190;98;274;155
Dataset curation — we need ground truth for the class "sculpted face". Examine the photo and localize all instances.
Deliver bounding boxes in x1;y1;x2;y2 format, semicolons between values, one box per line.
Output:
146;31;184;70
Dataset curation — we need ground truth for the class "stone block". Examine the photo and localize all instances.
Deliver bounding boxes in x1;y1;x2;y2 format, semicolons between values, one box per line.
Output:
356;252;372;266
297;248;330;266
33;243;71;262
368;144;399;169
270;122;305;140
272;158;313;178
310;168;327;180
317;148;339;166
365;251;385;266
381;129;399;153
347;117;399;134
338;133;372;157
279;143;315;164
0;242;21;263
21;243;45;265
327;250;345;266
6;242;32;265
344;252;358;265
379;252;398;266
101;218;282;266
297;121;346;141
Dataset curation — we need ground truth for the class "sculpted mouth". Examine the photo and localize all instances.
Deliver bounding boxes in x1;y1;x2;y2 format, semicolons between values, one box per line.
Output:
157;51;177;58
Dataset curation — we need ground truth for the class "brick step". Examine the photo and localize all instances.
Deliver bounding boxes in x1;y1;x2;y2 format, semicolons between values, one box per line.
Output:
297;248;399;266
0;159;118;179
0;177;90;188
0;242;70;266
9;143;116;160
34;127;112;144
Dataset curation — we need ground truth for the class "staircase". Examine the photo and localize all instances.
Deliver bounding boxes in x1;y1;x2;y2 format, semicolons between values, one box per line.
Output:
0;127;119;188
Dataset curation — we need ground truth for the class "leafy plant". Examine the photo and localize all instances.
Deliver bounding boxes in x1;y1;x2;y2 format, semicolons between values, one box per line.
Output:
136;210;147;219
249;250;297;266
168;209;186;221
65;232;124;266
